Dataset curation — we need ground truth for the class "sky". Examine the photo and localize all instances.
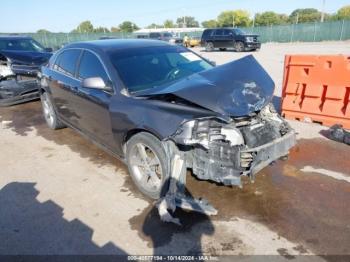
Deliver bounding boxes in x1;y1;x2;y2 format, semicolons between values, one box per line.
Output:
0;0;349;33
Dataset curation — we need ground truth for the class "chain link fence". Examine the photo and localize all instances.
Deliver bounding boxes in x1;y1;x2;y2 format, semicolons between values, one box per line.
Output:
1;20;349;49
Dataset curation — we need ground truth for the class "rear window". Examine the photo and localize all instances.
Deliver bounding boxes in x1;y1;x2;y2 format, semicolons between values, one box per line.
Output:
214;29;224;36
202;30;212;38
149;33;161;39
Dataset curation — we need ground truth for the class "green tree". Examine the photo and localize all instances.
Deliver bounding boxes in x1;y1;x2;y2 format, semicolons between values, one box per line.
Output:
146;23;163;29
336;5;350;20
289;8;322;23
254;11;289;26
217;10;251;27
119;21;139;32
74;20;94;33
176;16;199;27
164;19;175;28
201;19;217;28
93;27;110;33
111;27;120;32
36;29;51;34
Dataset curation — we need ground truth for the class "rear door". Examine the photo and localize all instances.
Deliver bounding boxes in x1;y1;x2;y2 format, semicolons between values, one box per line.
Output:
48;49;82;126
72;50;116;149
222;29;234;48
212;29;225;48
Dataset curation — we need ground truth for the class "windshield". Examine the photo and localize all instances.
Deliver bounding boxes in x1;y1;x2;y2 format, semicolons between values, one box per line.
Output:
234;29;246;35
0;38;45;52
109;46;213;93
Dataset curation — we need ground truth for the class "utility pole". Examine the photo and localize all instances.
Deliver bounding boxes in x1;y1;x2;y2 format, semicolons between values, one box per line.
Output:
321;0;326;22
296;12;299;24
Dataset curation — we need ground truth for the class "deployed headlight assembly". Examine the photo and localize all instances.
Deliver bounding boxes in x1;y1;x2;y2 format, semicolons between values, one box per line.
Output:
173;119;244;148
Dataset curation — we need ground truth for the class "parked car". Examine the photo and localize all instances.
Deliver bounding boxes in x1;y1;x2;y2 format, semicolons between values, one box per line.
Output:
40;39;295;214
0;35;52;106
201;28;261;52
188;36;201;48
136;32;183;45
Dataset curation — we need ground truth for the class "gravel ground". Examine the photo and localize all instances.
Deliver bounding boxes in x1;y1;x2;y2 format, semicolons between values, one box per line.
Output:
0;42;349;260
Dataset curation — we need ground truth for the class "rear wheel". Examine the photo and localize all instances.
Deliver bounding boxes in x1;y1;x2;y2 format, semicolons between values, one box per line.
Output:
40;92;65;130
234;41;245;52
205;42;214;52
126;132;169;199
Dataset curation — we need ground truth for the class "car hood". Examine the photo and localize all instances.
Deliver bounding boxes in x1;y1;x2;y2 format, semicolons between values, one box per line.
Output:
0;50;52;65
134;55;274;117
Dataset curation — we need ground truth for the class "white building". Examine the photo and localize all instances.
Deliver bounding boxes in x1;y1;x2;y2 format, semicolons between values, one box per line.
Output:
135;27;203;35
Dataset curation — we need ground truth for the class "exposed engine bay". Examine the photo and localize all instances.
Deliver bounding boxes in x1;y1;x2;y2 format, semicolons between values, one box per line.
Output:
0;41;51;106
157;103;295;224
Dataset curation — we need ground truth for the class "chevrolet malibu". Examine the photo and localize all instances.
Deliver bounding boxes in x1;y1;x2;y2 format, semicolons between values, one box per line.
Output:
40;39;295;202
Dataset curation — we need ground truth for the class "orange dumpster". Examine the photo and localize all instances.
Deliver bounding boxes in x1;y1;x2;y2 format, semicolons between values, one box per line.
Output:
281;55;350;129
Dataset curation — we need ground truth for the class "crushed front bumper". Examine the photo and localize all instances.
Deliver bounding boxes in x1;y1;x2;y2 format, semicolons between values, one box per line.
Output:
0;80;40;107
241;130;296;176
191;130;296;186
245;42;261;50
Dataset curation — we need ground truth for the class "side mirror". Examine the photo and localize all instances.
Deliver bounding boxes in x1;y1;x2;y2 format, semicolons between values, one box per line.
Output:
44;47;53;52
82;77;112;92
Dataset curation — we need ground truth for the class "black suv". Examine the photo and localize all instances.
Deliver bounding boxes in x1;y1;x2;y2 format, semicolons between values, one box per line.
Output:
201;28;261;52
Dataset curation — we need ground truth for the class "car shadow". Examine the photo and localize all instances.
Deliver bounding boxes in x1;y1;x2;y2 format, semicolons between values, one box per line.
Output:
0;182;128;257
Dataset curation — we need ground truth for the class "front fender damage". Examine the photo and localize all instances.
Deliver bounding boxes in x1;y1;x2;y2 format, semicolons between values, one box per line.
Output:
156;104;296;224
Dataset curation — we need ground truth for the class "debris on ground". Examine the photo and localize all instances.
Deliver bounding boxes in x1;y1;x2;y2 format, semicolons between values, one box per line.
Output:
328;124;350;145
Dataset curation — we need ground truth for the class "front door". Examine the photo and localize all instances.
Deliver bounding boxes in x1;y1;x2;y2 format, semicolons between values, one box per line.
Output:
71;50;116;150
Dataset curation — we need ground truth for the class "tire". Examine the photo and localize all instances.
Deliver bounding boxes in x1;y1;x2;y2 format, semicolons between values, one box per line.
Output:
234;41;245;52
205;42;214;52
126;132;169;199
40;92;66;130
219;48;226;51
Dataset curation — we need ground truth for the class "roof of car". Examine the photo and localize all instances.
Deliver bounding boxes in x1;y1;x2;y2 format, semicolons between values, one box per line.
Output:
0;35;32;40
204;28;235;30
66;39;171;52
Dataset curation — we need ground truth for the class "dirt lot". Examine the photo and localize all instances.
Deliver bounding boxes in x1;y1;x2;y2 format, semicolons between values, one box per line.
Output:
0;42;350;260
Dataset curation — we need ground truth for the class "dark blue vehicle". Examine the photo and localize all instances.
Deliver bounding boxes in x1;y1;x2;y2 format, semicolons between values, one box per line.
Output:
0;35;52;106
40;39;295;214
201;28;261;52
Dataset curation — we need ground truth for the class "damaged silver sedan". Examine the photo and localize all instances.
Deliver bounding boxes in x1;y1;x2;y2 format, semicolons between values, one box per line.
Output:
40;40;296;221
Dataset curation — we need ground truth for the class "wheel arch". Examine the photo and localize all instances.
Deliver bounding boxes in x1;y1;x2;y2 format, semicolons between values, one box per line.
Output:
122;128;164;154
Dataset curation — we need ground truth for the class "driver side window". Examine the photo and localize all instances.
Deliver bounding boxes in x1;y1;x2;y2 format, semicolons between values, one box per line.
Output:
78;51;109;84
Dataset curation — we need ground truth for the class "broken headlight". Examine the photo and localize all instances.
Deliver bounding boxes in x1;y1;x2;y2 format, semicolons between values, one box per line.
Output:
260;103;290;136
0;58;14;79
174;119;244;148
